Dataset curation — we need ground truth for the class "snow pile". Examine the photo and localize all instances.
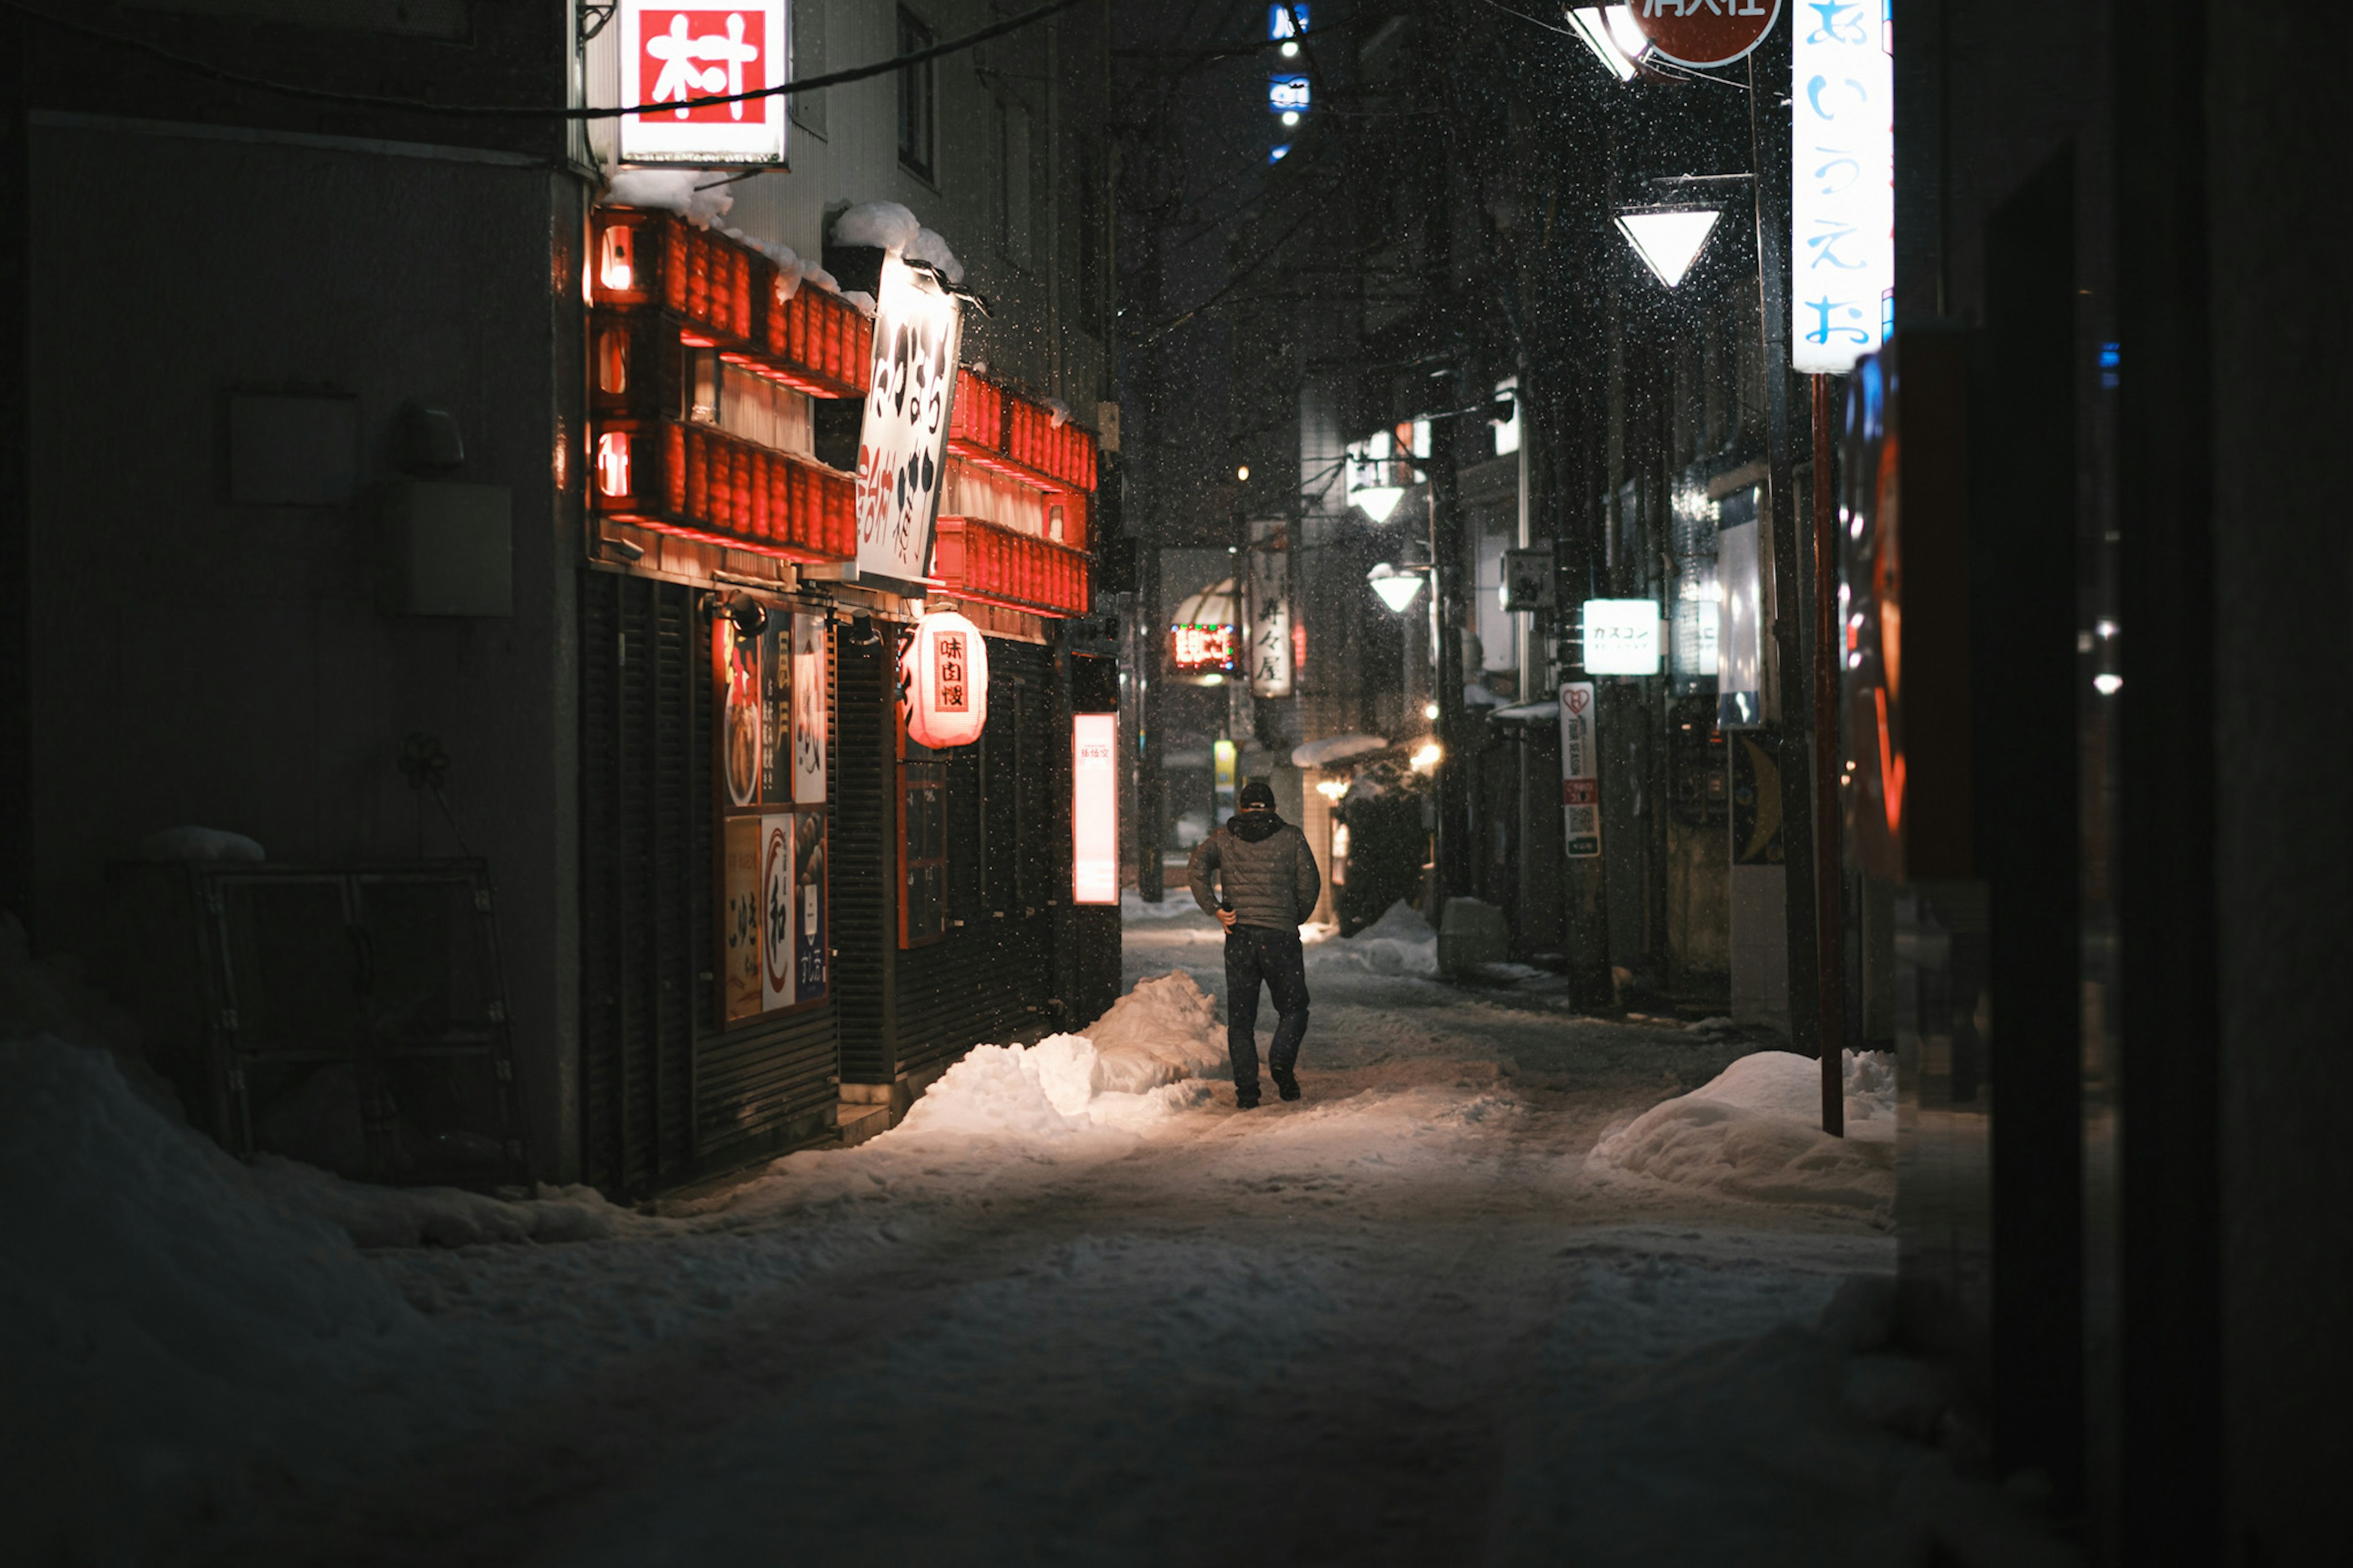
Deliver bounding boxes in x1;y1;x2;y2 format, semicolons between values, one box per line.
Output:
829;201;964;285
0;1032;440;1561
907;227;964;284
839;290;877;317
601;167;734;229
1587;1050;1898;1221
1290;730;1388;767
137;824;264;862
892;975;1227;1140
1330;899;1440;977
832;199;921;252
1080;971;1227;1091
248;1157;643;1250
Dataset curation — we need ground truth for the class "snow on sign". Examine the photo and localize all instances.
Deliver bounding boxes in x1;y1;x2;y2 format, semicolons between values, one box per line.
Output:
618;2;789;165
856;254;963;590
1790;1;1894;373
1561;681;1602;859
1629;0;1782;69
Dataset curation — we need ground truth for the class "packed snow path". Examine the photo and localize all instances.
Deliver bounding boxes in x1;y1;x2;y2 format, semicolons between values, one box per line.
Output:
7;903;2067;1564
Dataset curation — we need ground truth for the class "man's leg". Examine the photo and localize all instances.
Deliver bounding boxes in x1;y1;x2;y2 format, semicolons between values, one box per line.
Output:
1224;926;1266;1102
1264;928;1311;1090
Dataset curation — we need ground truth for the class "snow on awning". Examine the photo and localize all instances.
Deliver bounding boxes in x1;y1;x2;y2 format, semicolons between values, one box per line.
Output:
1487;700;1559;725
1290;732;1390;768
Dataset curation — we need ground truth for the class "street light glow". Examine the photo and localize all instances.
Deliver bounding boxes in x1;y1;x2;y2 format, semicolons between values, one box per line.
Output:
1566;7;1643;81
1352;485;1405;523
1367;562;1425;613
1237;464;1251;482
1615;209;1722;289
1411;741;1443;771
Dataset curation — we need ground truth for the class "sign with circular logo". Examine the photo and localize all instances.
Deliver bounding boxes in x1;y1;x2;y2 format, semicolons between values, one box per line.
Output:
1629;0;1782;69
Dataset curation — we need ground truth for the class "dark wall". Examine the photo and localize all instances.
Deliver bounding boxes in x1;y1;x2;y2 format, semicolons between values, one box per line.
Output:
2209;7;2353;1562
25;120;583;1176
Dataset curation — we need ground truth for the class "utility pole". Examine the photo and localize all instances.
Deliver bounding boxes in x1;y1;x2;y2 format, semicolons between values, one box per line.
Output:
1428;390;1472;904
1746;30;1826;1071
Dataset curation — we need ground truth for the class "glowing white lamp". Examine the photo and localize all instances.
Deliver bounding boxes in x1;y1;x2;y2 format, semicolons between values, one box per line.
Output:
1567;7;1647;82
1615;208;1721;289
1367;563;1425;614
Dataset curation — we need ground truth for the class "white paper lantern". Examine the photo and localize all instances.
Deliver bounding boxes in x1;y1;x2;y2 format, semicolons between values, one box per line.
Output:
903;609;989;748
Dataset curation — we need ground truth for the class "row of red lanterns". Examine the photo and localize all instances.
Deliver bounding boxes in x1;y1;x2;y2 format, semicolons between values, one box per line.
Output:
931;517;1091;618
593;419;855;563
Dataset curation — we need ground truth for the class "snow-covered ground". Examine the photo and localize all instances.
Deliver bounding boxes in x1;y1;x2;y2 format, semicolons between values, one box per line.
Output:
2;904;2072;1566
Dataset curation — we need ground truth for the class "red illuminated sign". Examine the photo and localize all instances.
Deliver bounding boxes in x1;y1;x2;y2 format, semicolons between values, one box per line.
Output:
620;2;789;164
1169;623;1235;673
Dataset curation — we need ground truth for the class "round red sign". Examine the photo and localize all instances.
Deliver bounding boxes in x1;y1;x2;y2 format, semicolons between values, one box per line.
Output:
1629;0;1783;69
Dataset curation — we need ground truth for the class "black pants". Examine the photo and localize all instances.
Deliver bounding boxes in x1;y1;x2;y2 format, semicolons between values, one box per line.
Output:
1225;923;1310;1095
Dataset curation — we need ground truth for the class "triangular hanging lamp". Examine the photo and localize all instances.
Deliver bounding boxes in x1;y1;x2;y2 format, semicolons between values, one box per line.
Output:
1615;208;1722;289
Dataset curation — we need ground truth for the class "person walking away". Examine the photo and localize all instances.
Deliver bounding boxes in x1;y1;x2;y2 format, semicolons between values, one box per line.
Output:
1188;779;1320;1108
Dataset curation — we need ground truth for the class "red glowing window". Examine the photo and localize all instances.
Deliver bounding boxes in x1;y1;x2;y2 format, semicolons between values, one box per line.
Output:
596;431;632;497
599;225;635;293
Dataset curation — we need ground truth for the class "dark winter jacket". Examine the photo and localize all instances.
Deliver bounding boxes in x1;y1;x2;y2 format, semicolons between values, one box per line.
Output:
1188;810;1321;931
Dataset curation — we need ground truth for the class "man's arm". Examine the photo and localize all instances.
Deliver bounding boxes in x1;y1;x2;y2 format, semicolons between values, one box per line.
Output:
1292;828;1321;919
1187;835;1224;918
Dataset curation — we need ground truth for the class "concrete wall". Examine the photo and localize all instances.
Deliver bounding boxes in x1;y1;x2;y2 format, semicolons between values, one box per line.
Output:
26;118;584;1177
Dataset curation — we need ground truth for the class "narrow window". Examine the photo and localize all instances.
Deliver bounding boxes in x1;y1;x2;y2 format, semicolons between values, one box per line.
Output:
896;9;935;181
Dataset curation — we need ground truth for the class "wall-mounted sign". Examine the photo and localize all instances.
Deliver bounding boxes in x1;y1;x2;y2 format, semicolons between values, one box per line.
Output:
1790;1;1894;373
1560;681;1601;858
1630;0;1782;69
904;608;988;748
619;3;789;166
855;254;964;590
1582;598;1664;675
717;606;827;1024
1072;713;1119;905
1170;623;1235;674
790;611;827;803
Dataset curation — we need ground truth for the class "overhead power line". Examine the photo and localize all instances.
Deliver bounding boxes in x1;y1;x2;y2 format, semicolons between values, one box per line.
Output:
0;0;1077;121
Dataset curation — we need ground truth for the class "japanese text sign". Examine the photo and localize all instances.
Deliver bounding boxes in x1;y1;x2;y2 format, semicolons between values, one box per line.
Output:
855;255;964;589
1790;1;1892;374
1072;714;1119;906
1631;0;1781;69
619;2;789;165
1560;682;1602;859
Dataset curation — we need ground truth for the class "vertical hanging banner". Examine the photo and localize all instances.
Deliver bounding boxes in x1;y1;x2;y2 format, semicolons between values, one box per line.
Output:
1072;714;1120;905
1247;547;1294;699
1790;1;1894;373
792;610;827;803
1560;681;1602;859
618;3;790;165
855;255;963;591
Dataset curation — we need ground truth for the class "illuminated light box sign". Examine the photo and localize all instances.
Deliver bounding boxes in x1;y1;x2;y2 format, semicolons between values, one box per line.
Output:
1631;0;1782;68
1790;0;1895;373
855;254;964;591
1582;597;1664;675
1170;623;1235;673
620;3;790;165
1072;713;1120;905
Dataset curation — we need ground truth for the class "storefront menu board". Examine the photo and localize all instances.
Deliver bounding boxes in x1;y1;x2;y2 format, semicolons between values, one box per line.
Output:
718;608;830;1023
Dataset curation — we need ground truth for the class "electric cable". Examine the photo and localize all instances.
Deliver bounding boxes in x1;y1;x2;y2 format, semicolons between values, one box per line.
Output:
0;0;1078;121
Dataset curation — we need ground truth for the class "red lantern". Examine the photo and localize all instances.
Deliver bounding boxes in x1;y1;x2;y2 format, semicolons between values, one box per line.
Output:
903;609;989;748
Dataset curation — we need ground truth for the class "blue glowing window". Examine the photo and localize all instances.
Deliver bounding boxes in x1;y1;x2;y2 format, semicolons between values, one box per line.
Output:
1270;75;1311;112
1269;144;1291;163
1270;4;1309;40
